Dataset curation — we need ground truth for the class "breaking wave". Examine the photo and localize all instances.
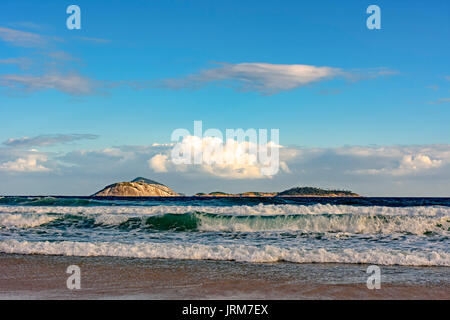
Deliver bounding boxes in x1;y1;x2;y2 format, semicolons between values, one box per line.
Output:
1;203;450;216
0;239;448;266
0;210;448;235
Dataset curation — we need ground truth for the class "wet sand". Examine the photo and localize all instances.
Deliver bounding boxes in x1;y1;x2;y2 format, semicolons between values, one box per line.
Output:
0;253;449;300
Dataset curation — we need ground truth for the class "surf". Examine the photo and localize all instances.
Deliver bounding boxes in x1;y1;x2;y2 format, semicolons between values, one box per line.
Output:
1;211;448;236
1;239;448;266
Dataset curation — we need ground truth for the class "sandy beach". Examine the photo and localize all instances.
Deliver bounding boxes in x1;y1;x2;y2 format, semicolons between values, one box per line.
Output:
1;253;448;300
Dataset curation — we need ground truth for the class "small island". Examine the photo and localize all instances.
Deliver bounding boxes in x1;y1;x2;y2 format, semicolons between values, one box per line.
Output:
195;191;278;197
195;187;359;197
276;187;358;197
92;177;179;197
92;177;360;197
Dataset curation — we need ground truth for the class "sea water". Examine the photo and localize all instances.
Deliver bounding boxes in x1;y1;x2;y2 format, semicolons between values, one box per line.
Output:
0;196;449;266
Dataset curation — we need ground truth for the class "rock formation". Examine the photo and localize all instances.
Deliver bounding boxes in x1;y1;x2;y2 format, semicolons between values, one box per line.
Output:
93;177;179;197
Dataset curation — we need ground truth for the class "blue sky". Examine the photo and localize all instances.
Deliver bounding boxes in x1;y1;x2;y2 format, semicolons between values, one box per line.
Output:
0;0;449;196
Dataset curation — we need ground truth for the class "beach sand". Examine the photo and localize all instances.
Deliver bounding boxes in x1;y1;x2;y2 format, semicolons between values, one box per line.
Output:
0;253;448;300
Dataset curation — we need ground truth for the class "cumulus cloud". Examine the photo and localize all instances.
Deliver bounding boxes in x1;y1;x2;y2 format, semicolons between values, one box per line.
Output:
397;154;442;173
0;72;101;95
1;142;450;195
4;140;449;181
148;135;289;179
354;154;443;176
149;154;169;172
0;154;50;173
295;145;450;177
3;134;99;148
162;62;396;94
144;143;450;180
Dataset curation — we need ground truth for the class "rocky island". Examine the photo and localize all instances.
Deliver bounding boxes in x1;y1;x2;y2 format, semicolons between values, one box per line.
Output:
92;177;179;197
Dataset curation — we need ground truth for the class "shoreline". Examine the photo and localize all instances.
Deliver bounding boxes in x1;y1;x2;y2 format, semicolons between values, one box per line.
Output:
1;253;449;300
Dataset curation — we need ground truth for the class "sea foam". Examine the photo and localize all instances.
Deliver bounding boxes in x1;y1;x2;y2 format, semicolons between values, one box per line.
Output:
1;203;449;216
0;239;448;266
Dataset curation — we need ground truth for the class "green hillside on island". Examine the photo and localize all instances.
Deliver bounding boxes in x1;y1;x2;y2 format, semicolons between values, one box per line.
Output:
277;187;358;197
195;187;359;197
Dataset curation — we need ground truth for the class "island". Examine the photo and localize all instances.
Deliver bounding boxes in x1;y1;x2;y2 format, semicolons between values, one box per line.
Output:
194;191;278;197
92;177;360;197
194;187;359;197
92;177;179;197
276;187;359;197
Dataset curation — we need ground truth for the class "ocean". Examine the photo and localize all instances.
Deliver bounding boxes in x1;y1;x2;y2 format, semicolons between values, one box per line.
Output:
0;196;448;266
1;196;449;299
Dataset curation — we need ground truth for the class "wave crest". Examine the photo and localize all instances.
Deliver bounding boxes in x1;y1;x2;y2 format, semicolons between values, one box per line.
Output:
1;211;448;236
1;203;450;216
0;239;448;266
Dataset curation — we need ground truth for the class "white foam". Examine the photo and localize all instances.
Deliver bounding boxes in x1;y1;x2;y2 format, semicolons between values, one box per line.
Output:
93;214;130;226
196;214;450;235
1;204;449;235
0;239;448;266
0;214;58;228
0;203;449;216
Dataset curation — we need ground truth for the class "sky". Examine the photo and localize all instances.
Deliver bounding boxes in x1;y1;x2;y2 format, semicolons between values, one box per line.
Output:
0;0;449;196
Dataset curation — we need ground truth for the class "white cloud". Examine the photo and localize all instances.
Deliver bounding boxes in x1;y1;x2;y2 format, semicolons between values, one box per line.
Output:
162;62;396;94
145;142;450;180
164;62;341;94
319;145;450;176
398;154;442;172
151;143;175;147
0;57;33;70
354;154;443;176
148;135;288;179
149;154;169;172
0;154;50;173
2;143;449;196
0;27;46;47
0;72;100;96
45;51;79;61
75;36;111;44
100;148;136;162
4;134;98;148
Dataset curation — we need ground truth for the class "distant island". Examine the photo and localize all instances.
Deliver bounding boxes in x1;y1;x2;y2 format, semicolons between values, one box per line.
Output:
92;177;360;197
195;187;358;197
